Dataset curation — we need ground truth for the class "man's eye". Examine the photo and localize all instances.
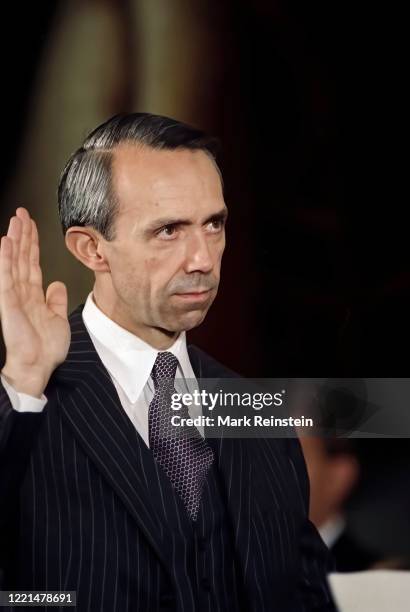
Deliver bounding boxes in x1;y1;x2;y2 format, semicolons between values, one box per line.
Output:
157;225;177;239
207;219;224;232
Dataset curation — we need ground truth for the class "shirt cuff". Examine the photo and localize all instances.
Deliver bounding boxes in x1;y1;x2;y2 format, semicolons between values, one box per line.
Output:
1;375;47;413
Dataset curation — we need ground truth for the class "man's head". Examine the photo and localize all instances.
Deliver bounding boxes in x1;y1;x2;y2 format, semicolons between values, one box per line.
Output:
59;113;227;348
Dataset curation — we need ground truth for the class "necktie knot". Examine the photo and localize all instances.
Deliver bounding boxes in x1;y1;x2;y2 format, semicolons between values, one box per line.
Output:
151;351;179;389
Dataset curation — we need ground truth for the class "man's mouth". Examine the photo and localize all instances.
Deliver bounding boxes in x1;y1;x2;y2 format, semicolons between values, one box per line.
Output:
173;289;212;302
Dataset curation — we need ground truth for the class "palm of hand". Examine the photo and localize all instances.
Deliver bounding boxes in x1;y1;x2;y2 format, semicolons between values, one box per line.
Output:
0;208;70;387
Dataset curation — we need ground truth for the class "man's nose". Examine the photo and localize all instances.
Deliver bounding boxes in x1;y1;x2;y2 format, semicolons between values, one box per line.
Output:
184;232;213;274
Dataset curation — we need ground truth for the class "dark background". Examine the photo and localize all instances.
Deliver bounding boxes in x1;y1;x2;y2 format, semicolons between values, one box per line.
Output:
0;0;406;377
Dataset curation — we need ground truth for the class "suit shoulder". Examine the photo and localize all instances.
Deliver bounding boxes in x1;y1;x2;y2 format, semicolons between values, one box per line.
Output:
187;345;241;379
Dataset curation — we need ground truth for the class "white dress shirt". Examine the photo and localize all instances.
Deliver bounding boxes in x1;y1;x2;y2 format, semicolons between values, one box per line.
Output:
318;515;346;549
0;376;47;413
1;292;203;446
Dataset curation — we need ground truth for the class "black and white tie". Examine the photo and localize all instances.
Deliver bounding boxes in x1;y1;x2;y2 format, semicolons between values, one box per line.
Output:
148;351;214;521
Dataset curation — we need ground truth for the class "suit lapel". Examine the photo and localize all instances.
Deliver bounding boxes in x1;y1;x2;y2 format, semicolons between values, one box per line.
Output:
54;306;169;573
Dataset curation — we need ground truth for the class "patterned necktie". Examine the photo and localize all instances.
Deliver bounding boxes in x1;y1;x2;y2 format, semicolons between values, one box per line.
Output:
148;351;214;521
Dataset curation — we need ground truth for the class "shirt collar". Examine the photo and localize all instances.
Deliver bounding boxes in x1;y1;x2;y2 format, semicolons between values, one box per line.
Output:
318;515;346;549
81;292;195;403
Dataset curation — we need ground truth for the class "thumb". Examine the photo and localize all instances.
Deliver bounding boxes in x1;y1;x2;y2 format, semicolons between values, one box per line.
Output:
46;281;68;320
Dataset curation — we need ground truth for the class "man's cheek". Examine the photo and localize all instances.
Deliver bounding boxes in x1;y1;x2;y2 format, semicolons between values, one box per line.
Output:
213;242;225;269
144;254;165;273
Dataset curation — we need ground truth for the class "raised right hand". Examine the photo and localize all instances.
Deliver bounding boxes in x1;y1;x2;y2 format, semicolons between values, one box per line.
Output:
0;207;70;398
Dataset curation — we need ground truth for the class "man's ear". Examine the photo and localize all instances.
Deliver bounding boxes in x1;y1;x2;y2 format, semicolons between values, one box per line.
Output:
65;226;110;272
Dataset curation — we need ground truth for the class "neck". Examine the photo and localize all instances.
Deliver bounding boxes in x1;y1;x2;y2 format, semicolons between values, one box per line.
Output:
92;288;179;350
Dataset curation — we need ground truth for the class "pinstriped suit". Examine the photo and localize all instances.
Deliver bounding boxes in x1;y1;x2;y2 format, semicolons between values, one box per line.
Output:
0;305;335;611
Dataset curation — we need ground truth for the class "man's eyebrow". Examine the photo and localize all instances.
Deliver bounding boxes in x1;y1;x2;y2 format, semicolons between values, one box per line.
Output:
203;207;229;224
144;207;228;233
144;216;192;233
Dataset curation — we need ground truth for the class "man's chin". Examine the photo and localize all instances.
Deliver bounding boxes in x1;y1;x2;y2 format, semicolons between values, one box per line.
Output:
163;308;208;333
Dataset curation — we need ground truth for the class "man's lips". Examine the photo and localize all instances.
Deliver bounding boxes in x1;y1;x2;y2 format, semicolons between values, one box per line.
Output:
173;289;212;301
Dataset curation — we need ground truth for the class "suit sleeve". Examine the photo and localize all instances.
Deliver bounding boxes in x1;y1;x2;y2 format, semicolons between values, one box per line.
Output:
0;380;45;515
0;379;45;455
286;436;337;611
0;381;47;581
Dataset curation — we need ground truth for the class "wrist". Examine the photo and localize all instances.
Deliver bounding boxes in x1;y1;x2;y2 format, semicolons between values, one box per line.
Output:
1;363;49;398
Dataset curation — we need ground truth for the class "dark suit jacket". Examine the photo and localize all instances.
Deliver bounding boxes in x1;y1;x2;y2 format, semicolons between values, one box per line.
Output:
0;305;335;611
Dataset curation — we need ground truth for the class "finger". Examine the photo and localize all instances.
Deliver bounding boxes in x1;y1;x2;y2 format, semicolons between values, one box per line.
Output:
7;216;22;285
28;221;43;288
15;206;30;218
0;236;14;292
0;237;19;315
15;207;32;283
46;281;68;320
31;218;39;247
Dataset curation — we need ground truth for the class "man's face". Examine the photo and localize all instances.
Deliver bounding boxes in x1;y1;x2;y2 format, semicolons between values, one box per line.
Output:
99;145;227;338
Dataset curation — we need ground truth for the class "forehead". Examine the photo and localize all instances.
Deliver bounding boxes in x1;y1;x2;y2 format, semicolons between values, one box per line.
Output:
111;144;223;217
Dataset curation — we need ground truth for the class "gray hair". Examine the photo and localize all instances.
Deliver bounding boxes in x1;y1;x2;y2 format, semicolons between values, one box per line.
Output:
58;112;220;240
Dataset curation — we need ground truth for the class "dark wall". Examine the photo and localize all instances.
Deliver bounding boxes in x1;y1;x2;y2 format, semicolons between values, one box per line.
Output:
0;0;405;378
195;1;405;377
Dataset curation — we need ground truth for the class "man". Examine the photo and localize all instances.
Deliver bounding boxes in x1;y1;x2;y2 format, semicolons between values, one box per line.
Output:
0;113;335;610
300;436;379;572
